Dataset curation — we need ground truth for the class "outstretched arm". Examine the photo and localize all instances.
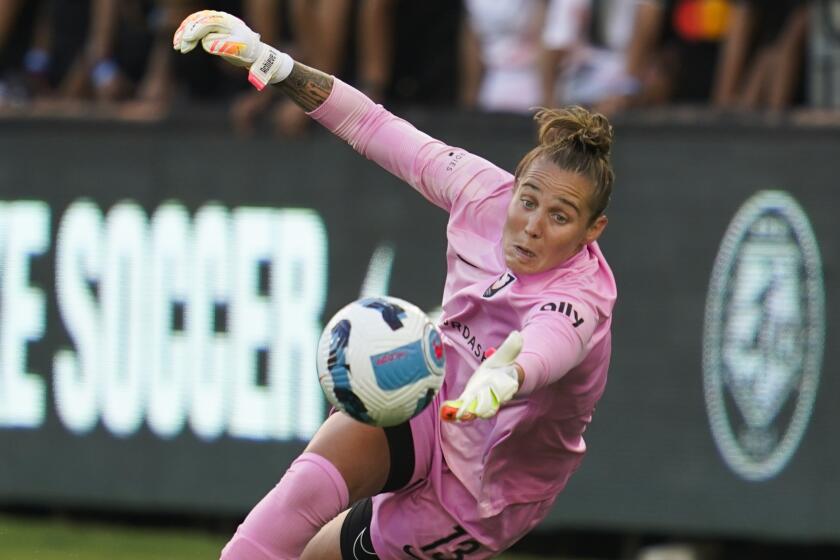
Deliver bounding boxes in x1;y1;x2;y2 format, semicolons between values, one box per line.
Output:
173;10;510;212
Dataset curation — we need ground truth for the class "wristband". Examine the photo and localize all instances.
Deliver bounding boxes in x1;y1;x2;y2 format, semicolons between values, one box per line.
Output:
248;46;294;91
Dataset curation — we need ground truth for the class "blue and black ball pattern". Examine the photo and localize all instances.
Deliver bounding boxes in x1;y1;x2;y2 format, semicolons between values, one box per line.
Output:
327;319;373;424
360;297;407;331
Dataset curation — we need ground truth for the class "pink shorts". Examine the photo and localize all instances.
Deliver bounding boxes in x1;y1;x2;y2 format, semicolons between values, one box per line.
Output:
369;394;554;559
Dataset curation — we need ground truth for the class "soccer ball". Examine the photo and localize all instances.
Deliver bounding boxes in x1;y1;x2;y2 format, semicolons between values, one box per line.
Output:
316;296;446;427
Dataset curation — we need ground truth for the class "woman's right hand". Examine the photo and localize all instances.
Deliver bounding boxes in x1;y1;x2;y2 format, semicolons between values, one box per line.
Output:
172;10;294;90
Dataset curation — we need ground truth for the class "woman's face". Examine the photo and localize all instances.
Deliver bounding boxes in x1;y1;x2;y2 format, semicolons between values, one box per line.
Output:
502;158;607;275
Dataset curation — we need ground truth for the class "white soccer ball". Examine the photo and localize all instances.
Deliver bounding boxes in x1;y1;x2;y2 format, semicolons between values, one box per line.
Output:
316;296;446;427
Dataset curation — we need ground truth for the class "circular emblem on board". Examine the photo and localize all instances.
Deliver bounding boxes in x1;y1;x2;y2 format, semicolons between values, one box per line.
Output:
703;191;825;481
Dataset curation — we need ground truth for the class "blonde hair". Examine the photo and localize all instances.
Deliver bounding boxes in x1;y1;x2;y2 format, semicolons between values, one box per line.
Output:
514;106;615;223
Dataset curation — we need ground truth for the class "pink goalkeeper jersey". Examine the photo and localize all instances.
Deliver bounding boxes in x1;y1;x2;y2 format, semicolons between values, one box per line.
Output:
310;80;616;521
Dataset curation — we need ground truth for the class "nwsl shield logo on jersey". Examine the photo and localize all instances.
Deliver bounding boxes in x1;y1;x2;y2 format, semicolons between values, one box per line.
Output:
703;191;825;481
483;272;516;298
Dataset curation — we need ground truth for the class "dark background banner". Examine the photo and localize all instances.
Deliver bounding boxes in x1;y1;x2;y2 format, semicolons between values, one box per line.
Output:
0;113;836;541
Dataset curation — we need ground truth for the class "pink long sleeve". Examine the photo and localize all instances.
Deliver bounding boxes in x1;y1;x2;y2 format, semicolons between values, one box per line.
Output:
308;78;508;212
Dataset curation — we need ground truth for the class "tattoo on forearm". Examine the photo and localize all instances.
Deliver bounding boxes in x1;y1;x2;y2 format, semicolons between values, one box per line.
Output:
276;63;333;112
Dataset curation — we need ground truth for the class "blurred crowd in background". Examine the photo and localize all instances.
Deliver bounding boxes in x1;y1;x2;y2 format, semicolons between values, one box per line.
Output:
1;0;838;134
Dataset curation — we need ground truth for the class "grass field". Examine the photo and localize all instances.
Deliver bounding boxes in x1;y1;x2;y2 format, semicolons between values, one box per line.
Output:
0;514;560;560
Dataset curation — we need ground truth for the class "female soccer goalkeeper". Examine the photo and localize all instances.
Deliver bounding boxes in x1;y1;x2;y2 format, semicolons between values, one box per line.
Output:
174;10;617;560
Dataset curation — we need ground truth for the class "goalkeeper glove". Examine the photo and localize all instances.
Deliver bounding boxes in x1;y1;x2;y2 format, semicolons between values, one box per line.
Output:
172;10;294;90
440;331;523;422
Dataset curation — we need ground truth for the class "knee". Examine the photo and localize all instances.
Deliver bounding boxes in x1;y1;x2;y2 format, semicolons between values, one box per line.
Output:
304;414;391;502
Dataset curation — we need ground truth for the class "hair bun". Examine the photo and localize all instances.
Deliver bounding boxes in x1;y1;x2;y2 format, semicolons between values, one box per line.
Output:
533;106;613;157
516;106;615;221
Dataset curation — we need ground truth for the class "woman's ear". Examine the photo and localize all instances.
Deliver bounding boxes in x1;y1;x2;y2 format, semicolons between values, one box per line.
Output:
585;215;608;244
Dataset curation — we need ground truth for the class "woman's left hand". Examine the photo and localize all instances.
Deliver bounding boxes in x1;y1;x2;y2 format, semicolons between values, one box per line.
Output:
441;331;523;422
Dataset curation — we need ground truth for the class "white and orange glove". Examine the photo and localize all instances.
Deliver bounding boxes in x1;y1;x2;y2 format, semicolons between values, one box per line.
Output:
172;10;294;90
441;331;523;422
